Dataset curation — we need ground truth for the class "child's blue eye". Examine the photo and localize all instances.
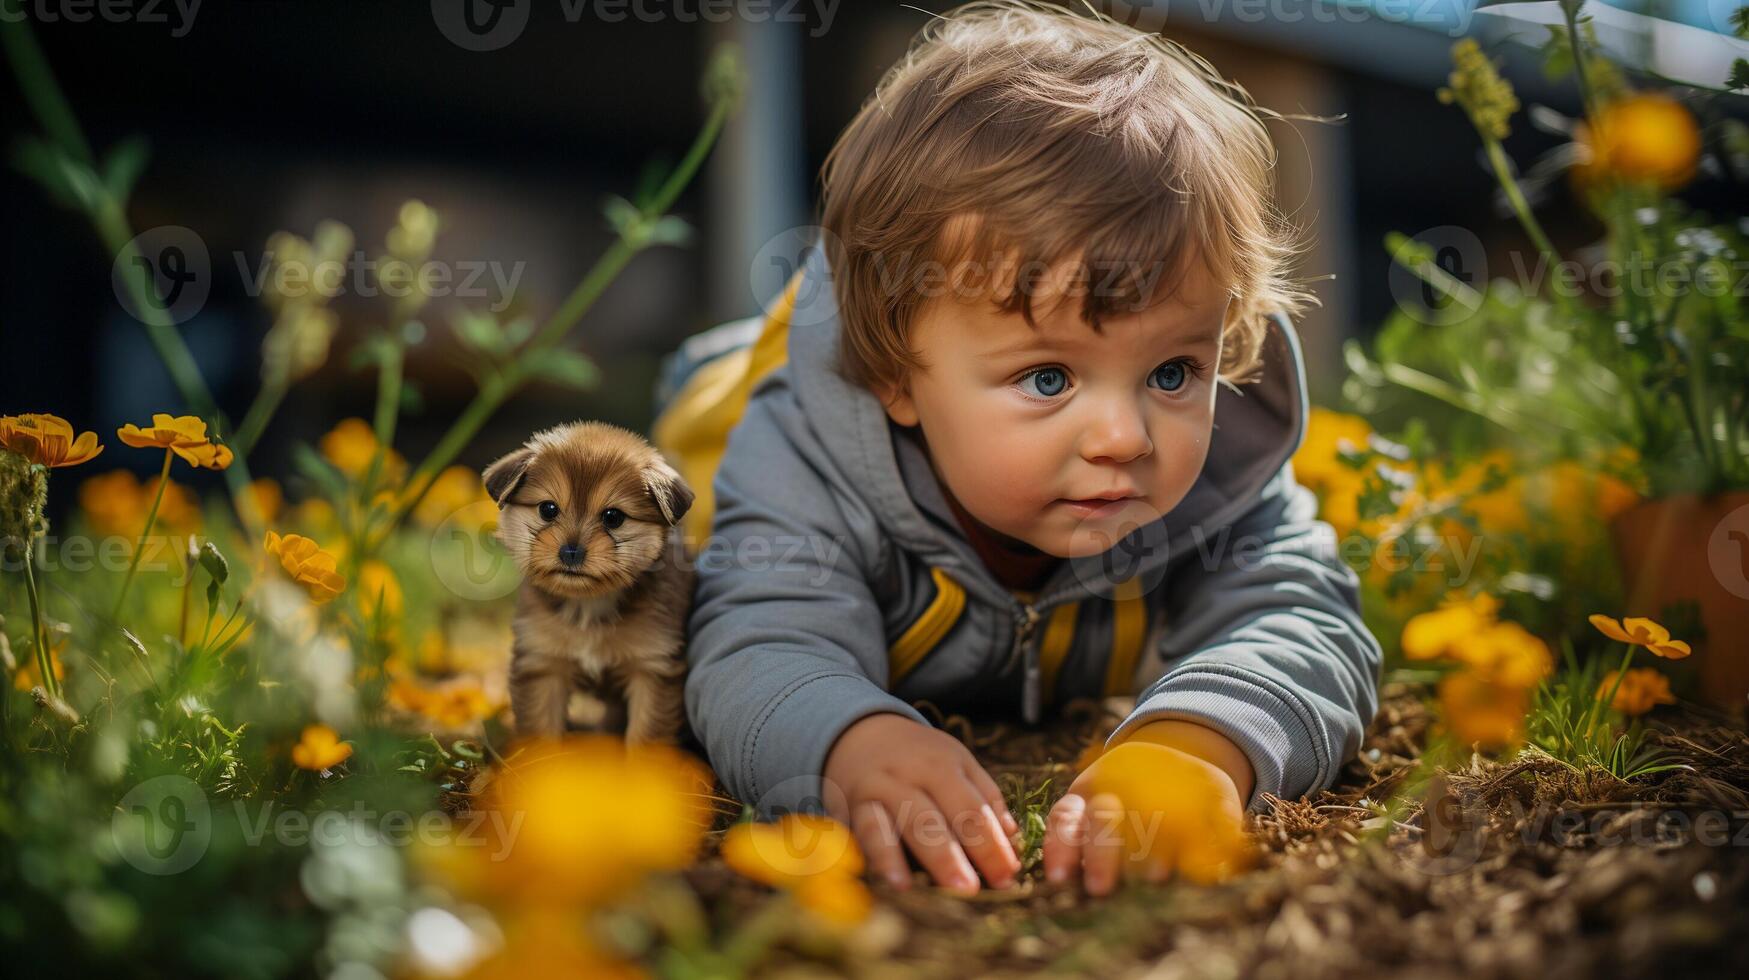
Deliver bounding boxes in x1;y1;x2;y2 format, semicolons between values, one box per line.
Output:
1151;361;1189;392
1018;367;1069;399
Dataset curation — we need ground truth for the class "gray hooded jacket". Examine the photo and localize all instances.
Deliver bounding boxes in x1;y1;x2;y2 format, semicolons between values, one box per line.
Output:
683;247;1381;818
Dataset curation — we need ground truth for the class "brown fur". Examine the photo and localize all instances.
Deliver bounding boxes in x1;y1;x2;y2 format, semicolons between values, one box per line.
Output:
484;421;695;745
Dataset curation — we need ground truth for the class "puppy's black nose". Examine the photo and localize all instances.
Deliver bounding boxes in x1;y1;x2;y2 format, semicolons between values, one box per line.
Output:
558;543;585;568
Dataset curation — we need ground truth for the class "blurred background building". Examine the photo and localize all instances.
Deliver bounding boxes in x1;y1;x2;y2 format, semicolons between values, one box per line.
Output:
5;0;1746;507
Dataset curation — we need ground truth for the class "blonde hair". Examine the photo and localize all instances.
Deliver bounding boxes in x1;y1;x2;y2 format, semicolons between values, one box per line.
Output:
820;0;1311;393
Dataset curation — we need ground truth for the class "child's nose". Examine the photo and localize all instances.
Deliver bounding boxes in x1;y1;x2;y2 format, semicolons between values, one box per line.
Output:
1080;397;1152;463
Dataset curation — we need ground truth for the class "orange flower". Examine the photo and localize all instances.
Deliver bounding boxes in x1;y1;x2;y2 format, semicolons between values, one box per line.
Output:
390;674;500;729
78;470;202;536
1438;670;1530;749
0;413;103;468
1575;93;1701;190
1449;620;1553;690
721;813;871;926
291;724;353;770
1400;592;1501;661
245;478;284;525
264;530;347;603
1596;667;1676;717
320;417;406;484
117;413;233;470
1078;739;1255;885
418;735;713;908
1588;615;1691;659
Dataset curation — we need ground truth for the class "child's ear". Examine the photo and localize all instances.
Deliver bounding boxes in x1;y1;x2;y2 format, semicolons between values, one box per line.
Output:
877;380;920;428
483;446;535;507
642;455;694;527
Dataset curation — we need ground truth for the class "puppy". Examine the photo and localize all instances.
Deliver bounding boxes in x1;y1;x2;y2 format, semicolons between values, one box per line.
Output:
484;421;695;745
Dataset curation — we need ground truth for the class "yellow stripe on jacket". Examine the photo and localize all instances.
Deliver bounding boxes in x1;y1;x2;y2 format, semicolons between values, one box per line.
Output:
651;273;802;546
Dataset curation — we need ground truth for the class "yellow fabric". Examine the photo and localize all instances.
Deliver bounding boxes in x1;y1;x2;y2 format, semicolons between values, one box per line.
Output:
888;568;968;685
651;273;803;546
1037;601;1080;705
1103;577;1149;696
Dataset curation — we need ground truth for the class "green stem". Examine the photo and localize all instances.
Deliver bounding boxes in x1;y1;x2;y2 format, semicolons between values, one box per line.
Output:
113;449;172;620
1586;644;1634;742
371;92;735;550
1483;139;1579;322
22;541;61;700
4;13;264;542
232;371;289;459
1562;1;1601;122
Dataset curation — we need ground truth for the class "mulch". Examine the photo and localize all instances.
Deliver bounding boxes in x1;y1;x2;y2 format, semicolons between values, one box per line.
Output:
682;684;1749;978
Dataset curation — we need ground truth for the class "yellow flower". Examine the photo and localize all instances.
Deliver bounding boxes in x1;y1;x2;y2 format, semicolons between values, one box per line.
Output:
722;813;871;926
264;530;347;603
389;674;500;729
356;559;403;619
116;413;233;470
12;637;65;691
1437;38;1519;142
291;724;353;770
419;735;713;908
1449;620;1553;690
320;417;405;483
78;470;201;536
1293;408;1373;495
1438;669;1530;749
1400;592;1500;661
245;478;284;525
1079;739;1255;885
1597;667;1676;717
0;413;104;468
1588;614;1691;659
1576;94;1701;190
413;465;493;527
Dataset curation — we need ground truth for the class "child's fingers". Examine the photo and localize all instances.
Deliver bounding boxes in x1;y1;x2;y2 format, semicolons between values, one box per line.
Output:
1082;792;1127;897
925;769;1019;888
885;784;981;895
1043;792;1087;885
962;761;1020;836
851;798;912;891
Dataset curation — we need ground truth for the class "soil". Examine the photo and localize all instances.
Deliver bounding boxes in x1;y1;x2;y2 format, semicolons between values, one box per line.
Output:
683;684;1749;979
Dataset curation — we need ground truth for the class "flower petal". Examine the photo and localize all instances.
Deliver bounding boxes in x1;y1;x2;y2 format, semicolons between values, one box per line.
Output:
1588;614;1634;644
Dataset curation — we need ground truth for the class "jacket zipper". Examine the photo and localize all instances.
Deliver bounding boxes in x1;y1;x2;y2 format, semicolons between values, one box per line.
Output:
1012;602;1043;724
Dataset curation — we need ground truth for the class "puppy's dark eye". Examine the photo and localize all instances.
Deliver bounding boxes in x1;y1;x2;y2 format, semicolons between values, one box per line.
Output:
537;501;560;522
601;508;626;529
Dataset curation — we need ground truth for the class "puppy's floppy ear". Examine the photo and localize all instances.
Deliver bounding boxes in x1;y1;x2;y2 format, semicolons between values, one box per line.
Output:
642;454;694;527
483;446;536;507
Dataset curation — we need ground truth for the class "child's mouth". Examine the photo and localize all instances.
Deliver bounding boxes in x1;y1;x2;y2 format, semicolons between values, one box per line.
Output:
1055;495;1139;518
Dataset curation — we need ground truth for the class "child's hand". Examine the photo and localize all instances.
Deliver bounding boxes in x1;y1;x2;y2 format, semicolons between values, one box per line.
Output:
822;712;1021;895
1043;720;1255;895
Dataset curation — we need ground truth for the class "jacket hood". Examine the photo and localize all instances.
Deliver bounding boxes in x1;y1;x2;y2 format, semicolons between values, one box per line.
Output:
783;245;1311;612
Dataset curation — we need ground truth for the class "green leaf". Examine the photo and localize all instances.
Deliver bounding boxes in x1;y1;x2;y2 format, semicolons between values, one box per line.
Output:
198;540;229;586
527;348;600;390
101;136;150;202
12;135;102;212
1733;7;1749;39
1729;58;1749;92
451;309;508;355
291;443;349;502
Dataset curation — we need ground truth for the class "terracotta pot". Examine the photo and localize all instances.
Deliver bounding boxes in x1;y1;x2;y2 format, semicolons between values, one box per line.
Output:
1610;492;1749;716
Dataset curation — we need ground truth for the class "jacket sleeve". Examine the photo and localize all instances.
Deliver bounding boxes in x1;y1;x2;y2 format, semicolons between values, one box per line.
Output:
1105;462;1381;809
684;378;929;819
